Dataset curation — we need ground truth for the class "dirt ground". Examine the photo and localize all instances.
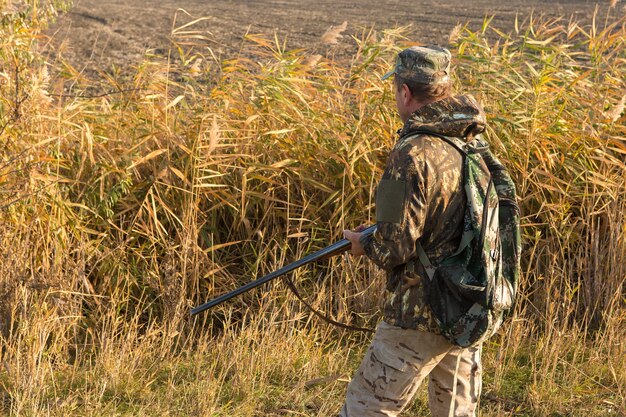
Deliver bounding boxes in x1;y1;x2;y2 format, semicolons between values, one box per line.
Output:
47;0;614;77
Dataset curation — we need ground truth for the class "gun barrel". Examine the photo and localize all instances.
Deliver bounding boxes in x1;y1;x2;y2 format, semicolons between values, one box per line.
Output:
190;225;376;316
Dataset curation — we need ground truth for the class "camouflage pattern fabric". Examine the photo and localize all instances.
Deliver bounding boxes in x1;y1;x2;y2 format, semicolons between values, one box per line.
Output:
381;45;451;85
419;134;520;347
339;321;482;417
480;149;521;308
360;94;487;333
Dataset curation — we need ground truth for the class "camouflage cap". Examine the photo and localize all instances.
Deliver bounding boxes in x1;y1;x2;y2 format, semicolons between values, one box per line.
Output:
381;45;451;85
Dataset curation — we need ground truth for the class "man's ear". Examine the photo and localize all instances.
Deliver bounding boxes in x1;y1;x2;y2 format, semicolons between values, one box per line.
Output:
401;83;413;106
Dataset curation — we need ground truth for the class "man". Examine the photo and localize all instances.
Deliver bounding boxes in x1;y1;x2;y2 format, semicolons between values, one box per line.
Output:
340;45;487;417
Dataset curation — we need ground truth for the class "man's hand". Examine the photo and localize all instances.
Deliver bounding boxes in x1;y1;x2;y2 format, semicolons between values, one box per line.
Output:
343;224;368;257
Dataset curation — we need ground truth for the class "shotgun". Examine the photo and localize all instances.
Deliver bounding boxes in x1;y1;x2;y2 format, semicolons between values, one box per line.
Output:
191;224;376;316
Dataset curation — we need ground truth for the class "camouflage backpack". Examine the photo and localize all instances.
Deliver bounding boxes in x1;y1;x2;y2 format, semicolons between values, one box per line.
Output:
414;132;521;347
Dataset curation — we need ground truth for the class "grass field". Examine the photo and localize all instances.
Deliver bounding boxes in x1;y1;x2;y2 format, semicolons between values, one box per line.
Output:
1;1;625;416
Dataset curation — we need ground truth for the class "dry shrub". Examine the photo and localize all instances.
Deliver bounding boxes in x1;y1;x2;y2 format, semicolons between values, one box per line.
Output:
0;2;624;416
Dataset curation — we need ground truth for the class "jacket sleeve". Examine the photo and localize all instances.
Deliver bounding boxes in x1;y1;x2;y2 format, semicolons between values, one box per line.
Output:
360;140;428;271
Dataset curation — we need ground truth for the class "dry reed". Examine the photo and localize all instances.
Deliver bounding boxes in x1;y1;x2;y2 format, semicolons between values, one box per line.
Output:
0;1;624;416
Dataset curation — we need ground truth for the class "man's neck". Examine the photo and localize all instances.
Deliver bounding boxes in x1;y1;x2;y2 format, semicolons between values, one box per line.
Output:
402;95;451;123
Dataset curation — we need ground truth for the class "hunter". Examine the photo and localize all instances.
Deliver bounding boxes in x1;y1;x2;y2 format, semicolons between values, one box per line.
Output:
341;45;487;417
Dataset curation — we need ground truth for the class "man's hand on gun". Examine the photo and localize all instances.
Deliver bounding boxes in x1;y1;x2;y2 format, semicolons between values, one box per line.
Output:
343;224;369;257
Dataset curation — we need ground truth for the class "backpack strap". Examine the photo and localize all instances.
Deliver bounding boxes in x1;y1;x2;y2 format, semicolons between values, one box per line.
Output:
415;241;436;280
409;130;475;277
409;130;468;156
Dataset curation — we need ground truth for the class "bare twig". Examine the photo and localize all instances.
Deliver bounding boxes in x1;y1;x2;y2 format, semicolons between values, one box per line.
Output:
49;88;145;99
0;179;61;211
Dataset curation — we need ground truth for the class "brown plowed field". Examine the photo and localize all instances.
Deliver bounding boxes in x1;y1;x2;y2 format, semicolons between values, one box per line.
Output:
48;0;613;75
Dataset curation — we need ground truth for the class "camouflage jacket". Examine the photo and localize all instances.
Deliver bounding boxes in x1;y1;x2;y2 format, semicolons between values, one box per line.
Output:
360;94;487;332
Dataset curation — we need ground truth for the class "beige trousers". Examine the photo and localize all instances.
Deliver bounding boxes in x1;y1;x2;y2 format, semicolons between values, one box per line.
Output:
339;321;482;417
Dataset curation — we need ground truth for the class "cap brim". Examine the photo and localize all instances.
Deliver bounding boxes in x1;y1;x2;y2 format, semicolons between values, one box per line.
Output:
380;70;395;81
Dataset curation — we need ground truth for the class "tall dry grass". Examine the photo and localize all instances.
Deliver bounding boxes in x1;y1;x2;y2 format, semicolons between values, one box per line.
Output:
0;1;624;416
